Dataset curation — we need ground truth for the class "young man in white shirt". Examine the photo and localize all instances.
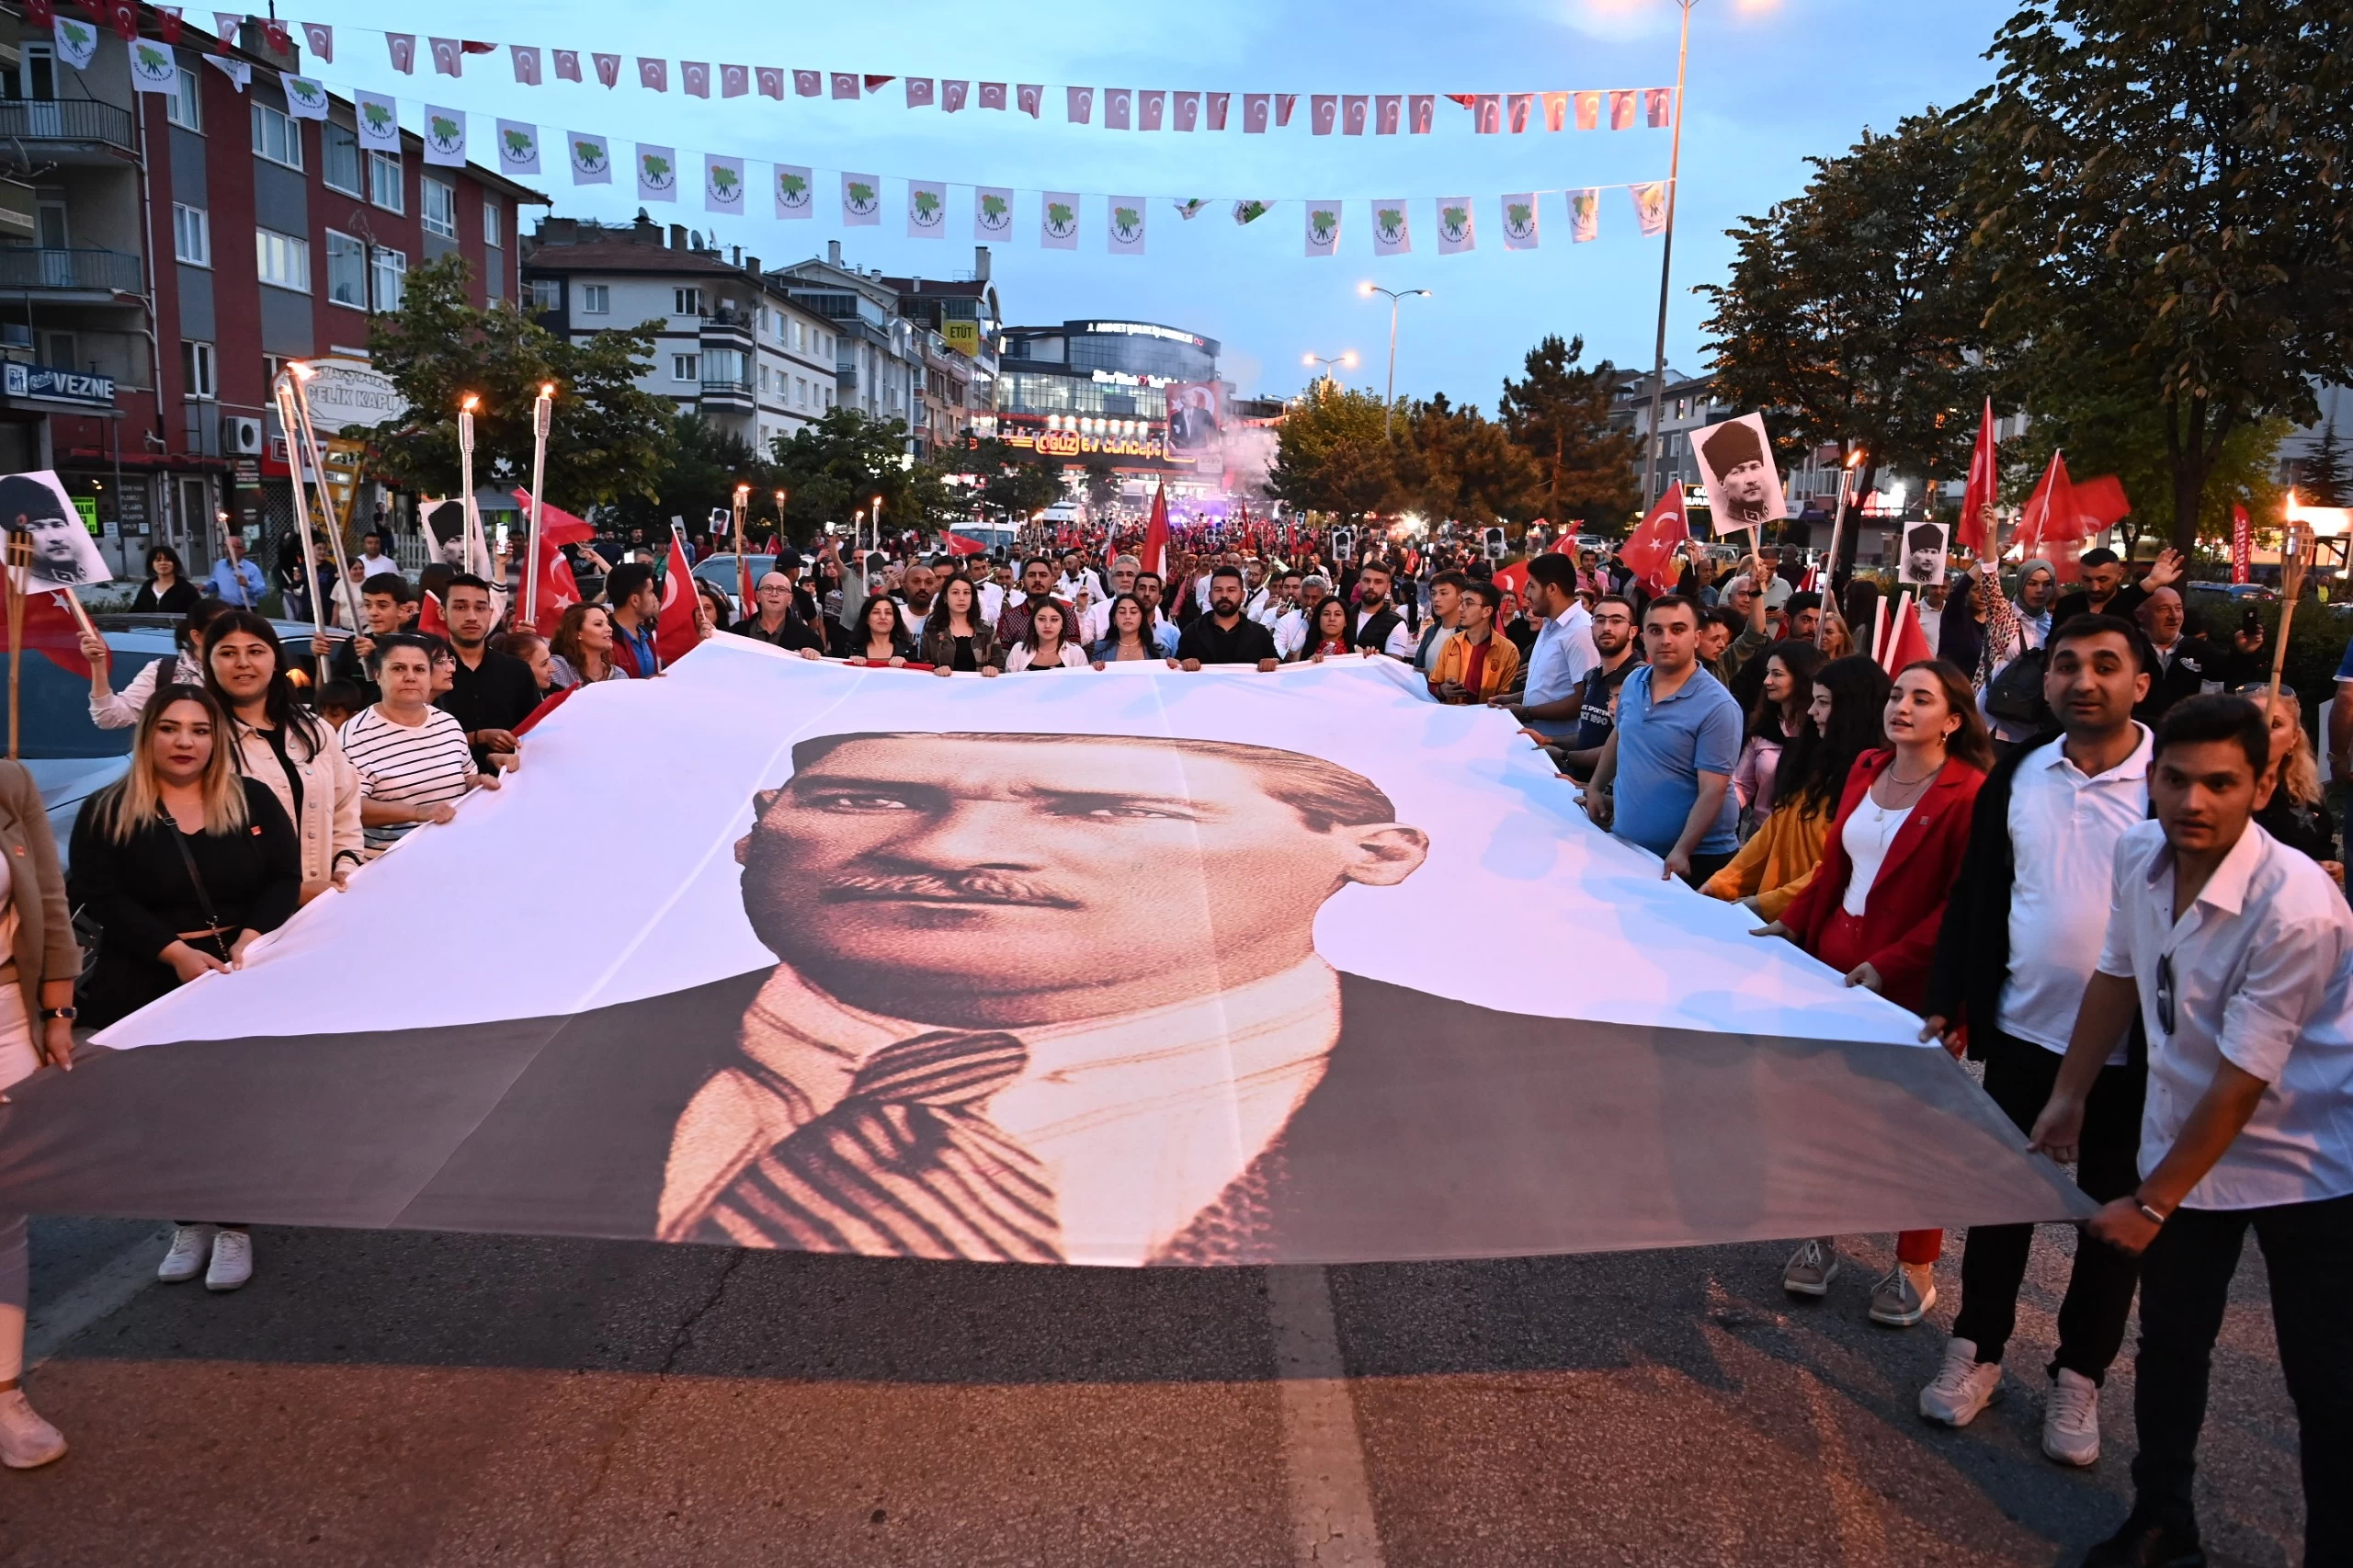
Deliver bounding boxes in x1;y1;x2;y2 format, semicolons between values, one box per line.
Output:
2032;692;2353;1568
1915;614;2154;1465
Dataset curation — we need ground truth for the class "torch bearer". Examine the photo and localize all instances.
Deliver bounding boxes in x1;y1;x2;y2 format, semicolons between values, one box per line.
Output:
523;382;555;631
732;483;752;616
1818;446;1866;650
272;370;332;685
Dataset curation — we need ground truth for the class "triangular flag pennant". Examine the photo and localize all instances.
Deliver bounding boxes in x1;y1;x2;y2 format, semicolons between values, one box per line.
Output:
1957;399;1999;556
862;74;893;92
300;20;330;62
509;45;541;85
385;31;414;72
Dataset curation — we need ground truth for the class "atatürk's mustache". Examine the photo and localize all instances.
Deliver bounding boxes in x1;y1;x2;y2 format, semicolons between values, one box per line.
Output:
823;870;1078;909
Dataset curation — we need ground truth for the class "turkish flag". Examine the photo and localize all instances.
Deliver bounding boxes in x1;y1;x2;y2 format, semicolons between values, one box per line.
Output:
654;530;701;666
508;490;594;547
1878;592;1935;676
528;533;582;637
2017;450;2086;582
155;5;183;42
415;589;448;640
1956;399;1998;556
945;532;987;557
103;0;140;41
0;590;94;678
1620;482;1691;596
1140;483;1170;580
260;15;289;52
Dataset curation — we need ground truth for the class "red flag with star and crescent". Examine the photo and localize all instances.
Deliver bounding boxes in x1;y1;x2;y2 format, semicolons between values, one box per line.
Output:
1620;483;1691;596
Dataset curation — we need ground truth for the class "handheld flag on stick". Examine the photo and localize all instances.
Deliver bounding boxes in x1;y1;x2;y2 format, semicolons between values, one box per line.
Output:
1957;400;1998;556
1878;592;1934;676
655;526;702;666
1141;483;1171;581
1620;482;1690;596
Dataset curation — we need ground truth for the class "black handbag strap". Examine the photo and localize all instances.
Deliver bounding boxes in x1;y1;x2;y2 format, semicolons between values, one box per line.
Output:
166;824;233;963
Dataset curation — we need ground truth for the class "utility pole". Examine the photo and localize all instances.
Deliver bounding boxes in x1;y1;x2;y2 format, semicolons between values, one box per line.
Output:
1641;0;1696;513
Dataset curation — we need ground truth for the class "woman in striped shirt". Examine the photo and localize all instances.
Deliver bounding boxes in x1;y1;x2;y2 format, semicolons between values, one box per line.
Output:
336;634;495;856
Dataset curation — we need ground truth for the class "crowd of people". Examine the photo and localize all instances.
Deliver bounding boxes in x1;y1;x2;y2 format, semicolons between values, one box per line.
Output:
0;521;2338;1568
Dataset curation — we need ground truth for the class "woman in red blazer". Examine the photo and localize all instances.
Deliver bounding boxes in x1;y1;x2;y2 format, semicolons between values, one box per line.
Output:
1756;658;1994;1329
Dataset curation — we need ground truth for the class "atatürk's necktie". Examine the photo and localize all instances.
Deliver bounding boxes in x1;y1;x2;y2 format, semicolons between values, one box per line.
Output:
699;1030;1061;1262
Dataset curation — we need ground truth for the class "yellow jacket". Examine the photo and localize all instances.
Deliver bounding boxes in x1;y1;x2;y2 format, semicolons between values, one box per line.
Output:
1428;630;1521;703
1700;797;1828;921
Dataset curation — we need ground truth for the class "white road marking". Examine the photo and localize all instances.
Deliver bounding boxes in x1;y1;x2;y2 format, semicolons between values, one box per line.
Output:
27;1225;168;1366
1267;1264;1385;1567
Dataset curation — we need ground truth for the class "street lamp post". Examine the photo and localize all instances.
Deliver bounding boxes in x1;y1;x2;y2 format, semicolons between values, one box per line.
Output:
1359;284;1430;437
1302;351;1358;390
1642;0;1698;513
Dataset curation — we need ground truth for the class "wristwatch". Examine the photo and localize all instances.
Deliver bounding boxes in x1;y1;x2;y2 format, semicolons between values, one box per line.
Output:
40;1006;75;1022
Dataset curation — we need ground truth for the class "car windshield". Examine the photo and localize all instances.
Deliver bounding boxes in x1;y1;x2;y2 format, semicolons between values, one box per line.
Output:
0;646;160;759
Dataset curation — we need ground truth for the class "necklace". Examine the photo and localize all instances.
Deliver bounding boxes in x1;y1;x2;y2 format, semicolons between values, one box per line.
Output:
1871;756;1940;822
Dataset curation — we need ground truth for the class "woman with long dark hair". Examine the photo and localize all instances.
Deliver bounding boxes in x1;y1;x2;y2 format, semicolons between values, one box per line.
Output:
132;544;199;614
69;683;301;1293
1088;594;1158;665
1702;653;1889;919
84;597;224;730
203;610;362;904
1757;658;1995;1328
1292;595;1356;663
551;604;621;687
1732;642;1825;824
847;594;916;665
919;574;1003;675
1006;599;1086;671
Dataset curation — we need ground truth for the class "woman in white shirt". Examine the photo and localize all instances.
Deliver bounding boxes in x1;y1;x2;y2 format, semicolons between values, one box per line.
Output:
1005;601;1087;671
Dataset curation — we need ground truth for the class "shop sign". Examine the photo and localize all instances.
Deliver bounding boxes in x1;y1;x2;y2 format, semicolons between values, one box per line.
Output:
5;361;115;406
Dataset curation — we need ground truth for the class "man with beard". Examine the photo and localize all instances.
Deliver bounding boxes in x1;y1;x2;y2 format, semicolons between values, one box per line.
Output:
994;556;1069;649
896;562;938;638
1498;555;1597;744
1699;420;1781;533
1176;566;1279;670
1131;570;1182;657
1348;562;1418;660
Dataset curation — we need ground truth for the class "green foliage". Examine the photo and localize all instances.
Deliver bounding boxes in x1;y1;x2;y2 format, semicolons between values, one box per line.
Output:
1497;335;1640;528
2011;390;2288;559
2301;426;2349;508
1390;394;1542;524
605;414;761;538
1967;0;2353;551
960;438;1066;523
362;255;674;510
765;408;961;542
1267;383;1396;519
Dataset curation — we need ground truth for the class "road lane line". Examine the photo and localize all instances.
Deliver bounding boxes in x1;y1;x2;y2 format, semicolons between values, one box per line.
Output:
1267;1264;1385;1567
27;1225;169;1366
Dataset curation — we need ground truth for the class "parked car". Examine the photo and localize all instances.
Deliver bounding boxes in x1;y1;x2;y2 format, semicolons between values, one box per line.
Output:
684;552;780;623
2187;581;2280;603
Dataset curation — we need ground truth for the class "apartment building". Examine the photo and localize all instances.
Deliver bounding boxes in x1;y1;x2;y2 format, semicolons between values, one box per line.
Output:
523;215;840;453
0;7;541;575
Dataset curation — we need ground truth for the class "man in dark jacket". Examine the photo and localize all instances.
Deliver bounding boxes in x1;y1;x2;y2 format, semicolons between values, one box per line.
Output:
1176;567;1279;669
1916;613;2154;1465
2052;546;2184;630
2131;585;2263;723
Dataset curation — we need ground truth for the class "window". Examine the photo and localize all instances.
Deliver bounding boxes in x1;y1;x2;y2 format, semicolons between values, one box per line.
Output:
251;102;302;169
368;149;403;212
528;278;561;312
482;199;502;248
164;60;200;130
1;44;57;102
580;284;609;314
171;203;210;266
324;230;366;308
421;176;456;239
255;228;310;291
322;122;360;195
180;340;216;400
672;354;700;382
40;332;76;372
673;287;702;318
369;245;406;311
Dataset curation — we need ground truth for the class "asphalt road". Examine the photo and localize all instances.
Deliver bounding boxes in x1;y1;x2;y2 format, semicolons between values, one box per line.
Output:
0;1216;2306;1567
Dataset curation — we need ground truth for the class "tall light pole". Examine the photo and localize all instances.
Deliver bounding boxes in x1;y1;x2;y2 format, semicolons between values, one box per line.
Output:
1302;350;1358;391
1642;0;1698;513
1359;282;1430;437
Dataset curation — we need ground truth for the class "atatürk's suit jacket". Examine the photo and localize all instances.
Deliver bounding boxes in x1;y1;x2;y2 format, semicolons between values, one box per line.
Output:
0;971;2086;1263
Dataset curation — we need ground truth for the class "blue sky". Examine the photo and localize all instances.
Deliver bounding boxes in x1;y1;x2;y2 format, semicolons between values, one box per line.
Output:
305;0;2015;409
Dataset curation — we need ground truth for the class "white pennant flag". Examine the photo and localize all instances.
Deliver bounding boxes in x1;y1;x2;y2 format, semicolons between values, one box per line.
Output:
495;119;541;177
281;74;330;119
301;22;333;63
567;131;612;186
1632;181;1670;236
1502;193;1539;251
211;11;242;45
510;45;542;86
1108;197;1146;256
205;56;251;91
1437;197;1475;255
129;40;181;92
1303;201;1342;257
974;187;1014;241
636;144;678;203
704;153;745;215
841;172;881;226
774;165;813;219
51;16;98;71
354;91;401;150
1371;199;1411;256
907;179;946;237
1568;187;1599;243
422;107;467;168
1041;192;1080;251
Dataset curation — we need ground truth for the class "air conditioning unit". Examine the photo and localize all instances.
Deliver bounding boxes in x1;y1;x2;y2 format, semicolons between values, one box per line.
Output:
222;415;264;455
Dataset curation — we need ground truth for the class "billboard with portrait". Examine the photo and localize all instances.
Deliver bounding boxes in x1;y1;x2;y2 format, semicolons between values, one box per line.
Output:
1165;381;1222;455
0;649;2085;1266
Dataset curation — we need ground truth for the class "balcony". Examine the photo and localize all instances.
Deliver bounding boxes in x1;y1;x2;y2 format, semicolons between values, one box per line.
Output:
0;98;135;157
699;376;755;411
0;247;145;295
700;313;754;349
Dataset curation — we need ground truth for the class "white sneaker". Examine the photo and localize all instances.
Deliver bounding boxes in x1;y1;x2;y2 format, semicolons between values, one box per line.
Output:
204;1228;253;1292
156;1224;212;1283
0;1389;66;1469
1918;1336;2004;1426
2041;1368;2102;1466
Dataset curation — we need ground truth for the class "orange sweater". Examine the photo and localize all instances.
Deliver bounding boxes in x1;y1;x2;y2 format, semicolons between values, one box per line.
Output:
1699;797;1830;921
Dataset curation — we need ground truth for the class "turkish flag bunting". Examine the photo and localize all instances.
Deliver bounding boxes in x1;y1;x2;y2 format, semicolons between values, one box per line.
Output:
1957;398;1998;555
22;0;52;28
654;530;701;666
1621;482;1691;596
260;16;289;52
0;590;94;678
105;1;141;42
156;6;183;42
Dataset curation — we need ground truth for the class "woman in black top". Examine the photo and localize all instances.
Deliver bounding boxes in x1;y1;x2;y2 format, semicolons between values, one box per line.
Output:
847;594;916;665
918;574;1003;675
69;683;301;1031
131;545;200;614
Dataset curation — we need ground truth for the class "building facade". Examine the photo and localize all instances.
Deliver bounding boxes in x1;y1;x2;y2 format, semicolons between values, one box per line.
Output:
994;319;1228;491
0;8;540;578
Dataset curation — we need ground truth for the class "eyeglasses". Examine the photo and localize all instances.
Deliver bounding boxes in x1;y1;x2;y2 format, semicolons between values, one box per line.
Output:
2155;951;2175;1038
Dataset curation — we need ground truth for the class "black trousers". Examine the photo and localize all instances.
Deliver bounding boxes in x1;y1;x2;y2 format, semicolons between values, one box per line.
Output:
1679;850;1735;888
1949;1029;2145;1382
2131;1191;2353;1564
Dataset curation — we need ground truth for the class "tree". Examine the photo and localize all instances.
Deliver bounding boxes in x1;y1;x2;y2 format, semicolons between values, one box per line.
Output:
1699;109;1998;574
1968;0;2353;552
2011;390;2288;560
2302;425;2349;508
1496;335;1640;527
362;255;675;510
1079;456;1120;518
606;413;764;540
766;408;960;544
1391;394;1544;525
1267;383;1397;520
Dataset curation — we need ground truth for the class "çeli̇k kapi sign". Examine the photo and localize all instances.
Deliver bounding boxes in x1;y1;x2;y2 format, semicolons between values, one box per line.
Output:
0;646;2088;1266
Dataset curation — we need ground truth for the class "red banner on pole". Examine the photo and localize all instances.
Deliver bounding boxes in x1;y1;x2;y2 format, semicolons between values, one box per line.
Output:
2232;505;2251;585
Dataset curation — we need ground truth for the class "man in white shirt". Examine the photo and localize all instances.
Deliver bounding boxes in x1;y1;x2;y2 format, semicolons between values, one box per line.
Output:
1915;615;2154;1464
355;530;400;582
1274;575;1331;661
1256;570;1302;632
2030;692;2353;1568
976;562;1011;627
1498;555;1598;743
1055;551;1106;607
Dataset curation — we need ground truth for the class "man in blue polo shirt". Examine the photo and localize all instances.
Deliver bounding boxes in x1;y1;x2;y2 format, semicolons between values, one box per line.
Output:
1579;592;1742;884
